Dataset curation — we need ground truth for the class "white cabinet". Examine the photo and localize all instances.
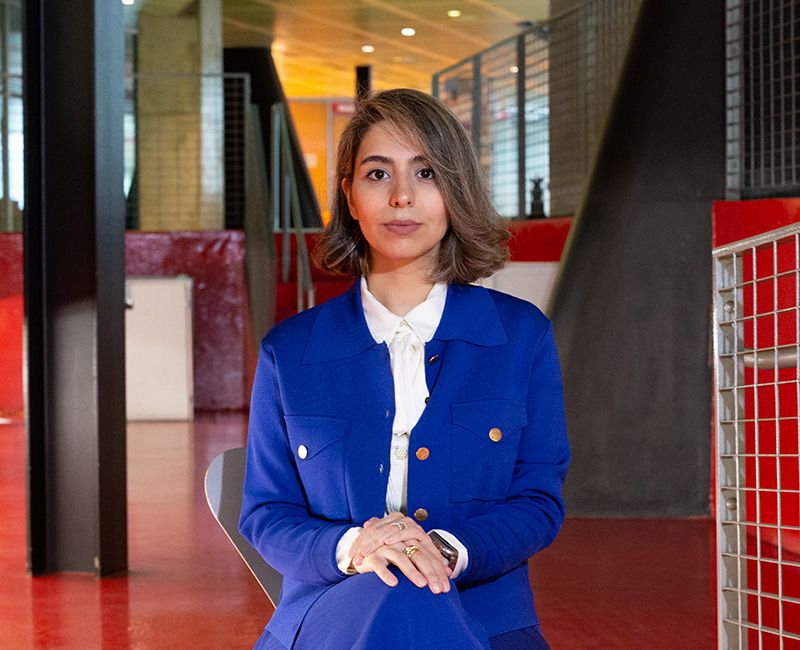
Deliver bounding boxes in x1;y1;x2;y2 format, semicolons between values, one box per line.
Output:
125;276;193;420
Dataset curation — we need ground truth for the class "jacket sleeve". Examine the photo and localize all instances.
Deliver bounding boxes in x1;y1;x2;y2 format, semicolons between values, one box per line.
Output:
238;341;351;586
445;320;570;587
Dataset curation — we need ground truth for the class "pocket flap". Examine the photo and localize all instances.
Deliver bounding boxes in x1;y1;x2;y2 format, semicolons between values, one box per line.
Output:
450;399;527;442
284;415;348;459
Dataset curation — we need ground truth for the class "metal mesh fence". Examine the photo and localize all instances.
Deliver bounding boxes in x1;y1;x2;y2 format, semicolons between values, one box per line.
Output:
0;0;23;232
224;75;248;230
433;0;642;219
480;40;520;218
525;30;550;219
714;222;800;647
726;0;800;199
125;73;250;231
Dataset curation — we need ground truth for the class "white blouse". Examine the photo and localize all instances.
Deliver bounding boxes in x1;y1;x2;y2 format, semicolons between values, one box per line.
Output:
334;277;468;577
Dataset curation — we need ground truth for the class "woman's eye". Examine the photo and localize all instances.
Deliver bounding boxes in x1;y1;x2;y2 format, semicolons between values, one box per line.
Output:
367;169;388;181
418;168;435;180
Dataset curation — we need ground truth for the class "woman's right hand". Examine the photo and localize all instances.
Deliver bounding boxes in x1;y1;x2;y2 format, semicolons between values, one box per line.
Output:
355;542;452;594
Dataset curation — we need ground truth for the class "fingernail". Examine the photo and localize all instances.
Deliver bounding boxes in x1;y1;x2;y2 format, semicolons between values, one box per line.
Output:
432;582;441;593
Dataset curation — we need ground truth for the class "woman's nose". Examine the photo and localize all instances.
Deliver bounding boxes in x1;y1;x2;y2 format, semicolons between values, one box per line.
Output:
389;178;413;208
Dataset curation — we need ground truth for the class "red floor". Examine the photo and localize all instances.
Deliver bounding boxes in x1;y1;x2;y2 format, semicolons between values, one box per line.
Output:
0;414;715;648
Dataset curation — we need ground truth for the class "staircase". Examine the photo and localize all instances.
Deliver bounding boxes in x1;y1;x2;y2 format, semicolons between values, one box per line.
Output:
273;231;353;323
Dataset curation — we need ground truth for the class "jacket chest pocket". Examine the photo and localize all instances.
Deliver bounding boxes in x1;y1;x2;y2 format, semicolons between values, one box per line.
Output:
449;399;527;502
284;415;349;519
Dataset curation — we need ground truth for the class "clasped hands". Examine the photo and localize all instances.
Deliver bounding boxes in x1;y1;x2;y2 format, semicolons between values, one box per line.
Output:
348;512;452;594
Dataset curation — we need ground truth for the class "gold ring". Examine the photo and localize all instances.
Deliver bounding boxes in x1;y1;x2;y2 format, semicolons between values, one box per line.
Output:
403;545;422;557
392;522;407;531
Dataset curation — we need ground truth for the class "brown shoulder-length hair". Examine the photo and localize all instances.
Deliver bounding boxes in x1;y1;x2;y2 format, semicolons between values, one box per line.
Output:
313;88;509;284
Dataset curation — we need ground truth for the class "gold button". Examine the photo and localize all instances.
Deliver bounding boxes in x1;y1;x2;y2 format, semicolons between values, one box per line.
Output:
414;508;428;522
488;427;503;442
416;447;430;461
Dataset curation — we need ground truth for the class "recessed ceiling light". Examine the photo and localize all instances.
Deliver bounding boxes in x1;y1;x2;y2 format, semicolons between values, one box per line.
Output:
447;9;462;18
122;0;134;5
401;27;416;37
510;65;519;74
361;45;375;53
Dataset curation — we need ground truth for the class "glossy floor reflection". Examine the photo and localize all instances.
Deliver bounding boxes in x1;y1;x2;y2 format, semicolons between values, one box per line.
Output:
0;414;715;648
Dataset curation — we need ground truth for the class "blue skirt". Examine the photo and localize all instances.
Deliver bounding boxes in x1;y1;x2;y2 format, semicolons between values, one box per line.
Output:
255;571;549;650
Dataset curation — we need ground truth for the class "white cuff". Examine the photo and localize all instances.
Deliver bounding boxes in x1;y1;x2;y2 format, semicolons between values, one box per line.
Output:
432;528;469;579
335;526;363;574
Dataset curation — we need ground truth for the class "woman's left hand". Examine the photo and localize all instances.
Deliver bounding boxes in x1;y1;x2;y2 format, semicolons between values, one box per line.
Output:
348;512;443;570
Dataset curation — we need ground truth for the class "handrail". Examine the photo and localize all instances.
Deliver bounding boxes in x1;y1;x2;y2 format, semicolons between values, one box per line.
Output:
743;346;798;370
270;102;315;313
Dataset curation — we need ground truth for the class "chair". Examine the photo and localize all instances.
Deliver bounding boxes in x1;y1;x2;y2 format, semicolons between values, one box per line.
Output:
204;447;283;607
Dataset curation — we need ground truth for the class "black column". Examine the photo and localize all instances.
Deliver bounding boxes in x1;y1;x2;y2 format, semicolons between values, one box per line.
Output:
23;0;127;575
356;65;371;100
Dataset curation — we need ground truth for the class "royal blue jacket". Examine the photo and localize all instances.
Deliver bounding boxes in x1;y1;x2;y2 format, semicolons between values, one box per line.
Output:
239;279;570;648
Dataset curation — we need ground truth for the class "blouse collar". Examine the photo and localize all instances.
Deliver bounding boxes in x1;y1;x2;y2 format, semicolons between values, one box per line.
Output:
359;276;447;344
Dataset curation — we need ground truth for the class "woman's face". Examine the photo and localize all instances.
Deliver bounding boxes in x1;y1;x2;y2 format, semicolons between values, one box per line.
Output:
343;122;449;276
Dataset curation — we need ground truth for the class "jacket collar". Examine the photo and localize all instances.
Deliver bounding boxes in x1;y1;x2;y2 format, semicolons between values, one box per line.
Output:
302;278;508;364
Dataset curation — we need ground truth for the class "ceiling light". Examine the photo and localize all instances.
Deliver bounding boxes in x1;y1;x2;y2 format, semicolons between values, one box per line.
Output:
510;65;519;74
401;27;416;37
122;0;134;5
361;45;375;53
447;9;462;18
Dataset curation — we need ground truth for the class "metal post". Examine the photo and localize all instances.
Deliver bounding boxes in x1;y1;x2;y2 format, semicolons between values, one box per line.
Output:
356;65;371;100
272;103;289;283
23;0;127;575
516;34;527;219
471;55;481;153
326;100;333;212
1;2;10;231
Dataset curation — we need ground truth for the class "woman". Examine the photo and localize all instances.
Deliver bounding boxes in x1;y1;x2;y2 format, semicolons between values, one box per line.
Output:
239;88;569;649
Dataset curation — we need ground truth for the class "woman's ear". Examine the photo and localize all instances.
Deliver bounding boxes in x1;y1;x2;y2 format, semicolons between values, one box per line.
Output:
342;178;357;220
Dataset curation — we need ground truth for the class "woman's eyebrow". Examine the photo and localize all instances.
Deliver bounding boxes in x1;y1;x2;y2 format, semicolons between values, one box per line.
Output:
358;154;429;166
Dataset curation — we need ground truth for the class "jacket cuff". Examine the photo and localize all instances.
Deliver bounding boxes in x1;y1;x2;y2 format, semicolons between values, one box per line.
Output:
439;524;481;585
312;523;358;584
335;526;364;574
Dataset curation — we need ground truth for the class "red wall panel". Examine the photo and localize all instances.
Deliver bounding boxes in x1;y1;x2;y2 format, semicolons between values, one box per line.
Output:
507;217;572;262
0;231;254;414
0;234;23;418
125;231;253;411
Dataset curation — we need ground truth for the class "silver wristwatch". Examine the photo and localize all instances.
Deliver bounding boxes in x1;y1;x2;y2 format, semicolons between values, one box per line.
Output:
428;531;458;571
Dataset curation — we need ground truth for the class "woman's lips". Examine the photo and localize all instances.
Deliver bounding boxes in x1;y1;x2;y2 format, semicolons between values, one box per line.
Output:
384;221;421;235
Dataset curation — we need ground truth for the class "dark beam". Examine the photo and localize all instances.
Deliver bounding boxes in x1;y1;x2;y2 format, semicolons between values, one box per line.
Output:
23;0;127;575
550;0;725;516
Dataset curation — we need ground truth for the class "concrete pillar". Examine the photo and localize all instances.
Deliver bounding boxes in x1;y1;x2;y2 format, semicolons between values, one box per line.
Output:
136;0;224;230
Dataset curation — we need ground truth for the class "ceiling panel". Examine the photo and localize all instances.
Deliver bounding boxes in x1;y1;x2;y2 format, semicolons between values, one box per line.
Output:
221;0;549;97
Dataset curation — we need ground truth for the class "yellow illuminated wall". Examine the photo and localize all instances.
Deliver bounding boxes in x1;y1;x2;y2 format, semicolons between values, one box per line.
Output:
288;99;355;226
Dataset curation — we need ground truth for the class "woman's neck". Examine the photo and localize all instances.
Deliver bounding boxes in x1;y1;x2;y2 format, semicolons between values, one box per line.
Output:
365;268;435;317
